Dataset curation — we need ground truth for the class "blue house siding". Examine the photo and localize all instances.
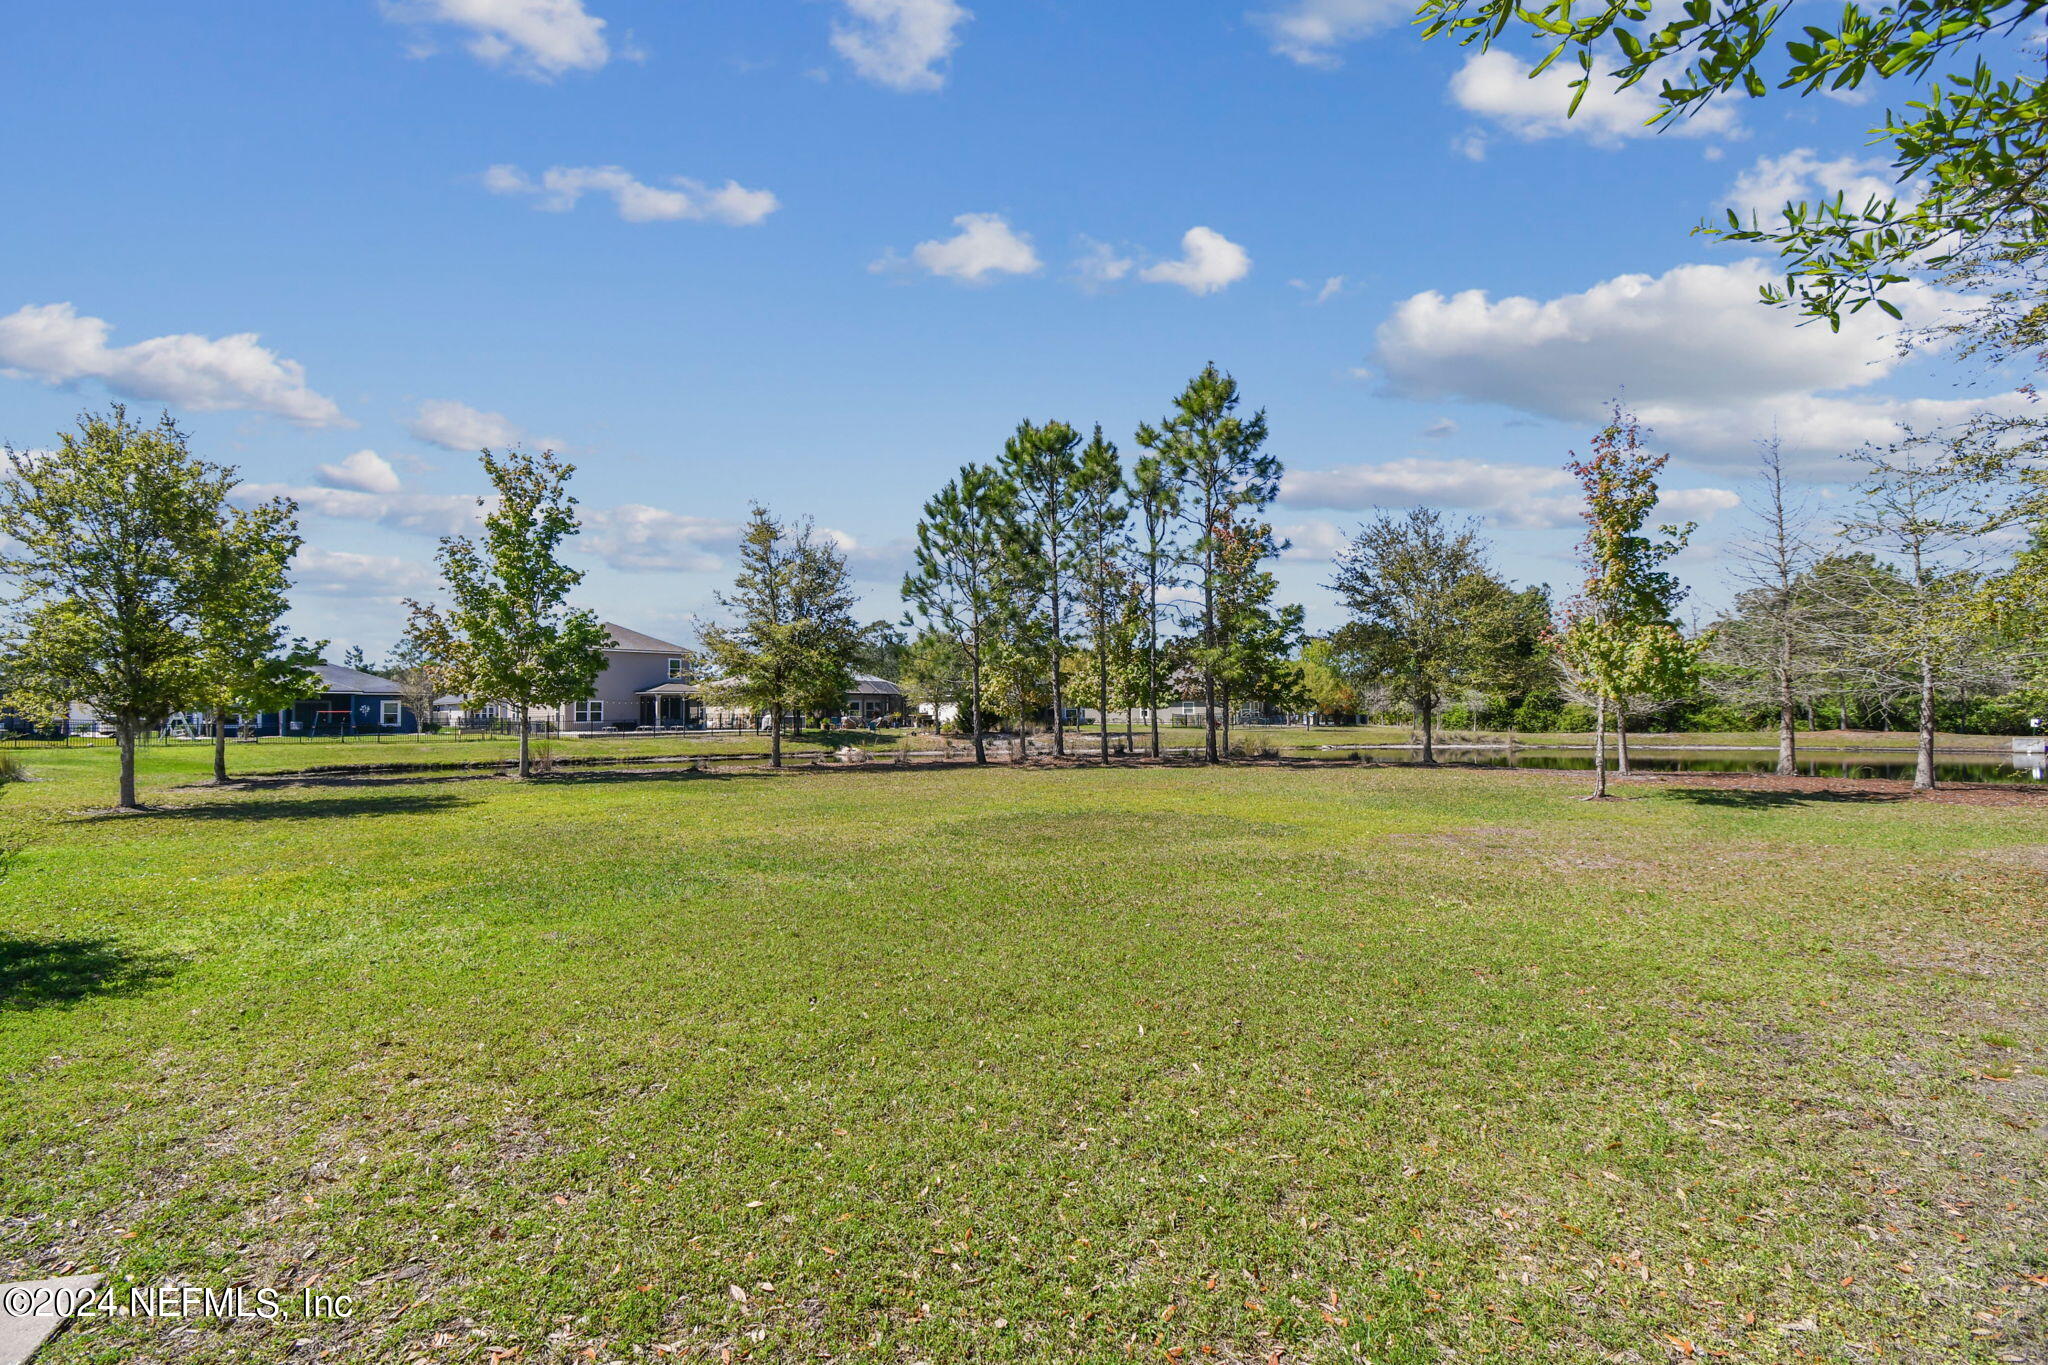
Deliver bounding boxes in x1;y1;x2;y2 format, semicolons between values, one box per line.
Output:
249;664;420;737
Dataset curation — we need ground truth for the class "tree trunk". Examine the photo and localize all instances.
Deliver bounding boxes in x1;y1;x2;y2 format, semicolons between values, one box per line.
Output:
1014;682;1027;763
518;709;532;779
1097;641;1111;765
1203;669;1219;764
970;658;986;765
1592;695;1609;799
1616;708;1631;775
1147;659;1161;759
212;712;229;784
1221;683;1232;758
771;705;784;769
1419;696;1436;766
117;721;140;810
1915;654;1936;791
1146;586;1162;759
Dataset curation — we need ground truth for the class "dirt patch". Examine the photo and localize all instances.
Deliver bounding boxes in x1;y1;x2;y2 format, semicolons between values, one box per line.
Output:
1638;770;2048;808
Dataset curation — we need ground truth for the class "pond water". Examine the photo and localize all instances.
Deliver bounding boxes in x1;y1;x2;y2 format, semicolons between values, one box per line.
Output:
1294;746;2040;784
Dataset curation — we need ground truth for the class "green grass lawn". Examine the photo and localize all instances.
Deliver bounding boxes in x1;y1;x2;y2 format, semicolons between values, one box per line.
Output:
3;743;2044;1362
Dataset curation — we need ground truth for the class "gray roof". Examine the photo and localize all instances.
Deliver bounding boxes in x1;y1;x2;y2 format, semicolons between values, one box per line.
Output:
603;622;690;654
313;663;403;696
636;680;701;696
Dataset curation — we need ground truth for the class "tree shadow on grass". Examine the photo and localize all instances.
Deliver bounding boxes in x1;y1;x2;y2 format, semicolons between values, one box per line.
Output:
74;792;475;823
1659;786;1909;810
0;932;179;1012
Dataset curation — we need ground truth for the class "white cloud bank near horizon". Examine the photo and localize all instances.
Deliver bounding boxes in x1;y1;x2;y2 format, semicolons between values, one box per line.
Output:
1369;259;2011;469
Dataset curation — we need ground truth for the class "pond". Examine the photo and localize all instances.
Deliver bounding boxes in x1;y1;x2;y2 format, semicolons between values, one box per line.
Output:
1293;746;2040;784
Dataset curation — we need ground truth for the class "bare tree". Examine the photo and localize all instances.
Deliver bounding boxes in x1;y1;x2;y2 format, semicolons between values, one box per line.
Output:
1707;437;1824;774
1837;437;2009;789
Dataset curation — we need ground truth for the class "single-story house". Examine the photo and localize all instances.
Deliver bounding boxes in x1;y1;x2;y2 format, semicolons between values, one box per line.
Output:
251;663;420;737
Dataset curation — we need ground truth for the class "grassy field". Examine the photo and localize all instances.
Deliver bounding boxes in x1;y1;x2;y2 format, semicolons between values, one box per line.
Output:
2;742;2045;1363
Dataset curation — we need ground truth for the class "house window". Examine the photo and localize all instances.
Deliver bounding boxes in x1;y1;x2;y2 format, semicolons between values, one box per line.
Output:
668;657;685;679
574;700;604;725
379;700;402;727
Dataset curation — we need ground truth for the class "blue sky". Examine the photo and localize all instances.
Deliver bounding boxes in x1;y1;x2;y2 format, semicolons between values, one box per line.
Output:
0;1;2018;657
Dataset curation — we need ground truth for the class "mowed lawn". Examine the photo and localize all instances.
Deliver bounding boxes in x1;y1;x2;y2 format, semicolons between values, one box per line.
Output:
2;744;2045;1363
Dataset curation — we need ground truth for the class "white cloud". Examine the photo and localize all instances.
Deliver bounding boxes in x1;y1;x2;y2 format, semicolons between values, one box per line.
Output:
1658;487;1742;520
832;0;970;92
1722;148;1905;220
1282;457;1584;527
1450;50;1742;145
880;213;1041;282
317;450;402;495
1282;455;1739;530
1371;259;1993;468
244;482;486;538
577;505;737;573
1422;417;1458;439
1138;227;1252;296
1252;0;1410;68
248;480;741;577
816;527;914;581
484;164;779;226
1277;519;1349;561
382;0;613;79
1452;130;1489;161
1074;238;1136;289
0;302;348;428
1290;275;1346;305
406;399;524;451
292;545;437;599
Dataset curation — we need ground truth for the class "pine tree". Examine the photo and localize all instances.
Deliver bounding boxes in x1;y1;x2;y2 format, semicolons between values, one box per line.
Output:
1126;455;1182;758
903;464;1015;764
1135;364;1280;764
999;419;1084;756
1070;427;1130;765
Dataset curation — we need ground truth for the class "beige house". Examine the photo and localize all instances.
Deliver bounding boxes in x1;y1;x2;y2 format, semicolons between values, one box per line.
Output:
546;623;702;733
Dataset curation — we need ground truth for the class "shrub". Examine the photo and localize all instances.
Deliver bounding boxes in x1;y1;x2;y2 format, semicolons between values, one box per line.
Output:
0;751;23;784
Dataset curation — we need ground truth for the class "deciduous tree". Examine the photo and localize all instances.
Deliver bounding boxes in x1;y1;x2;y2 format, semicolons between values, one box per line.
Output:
1329;507;1521;764
1418;0;2046;328
1552;409;1703;796
0;408;232;809
190;497;322;783
411;448;607;780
